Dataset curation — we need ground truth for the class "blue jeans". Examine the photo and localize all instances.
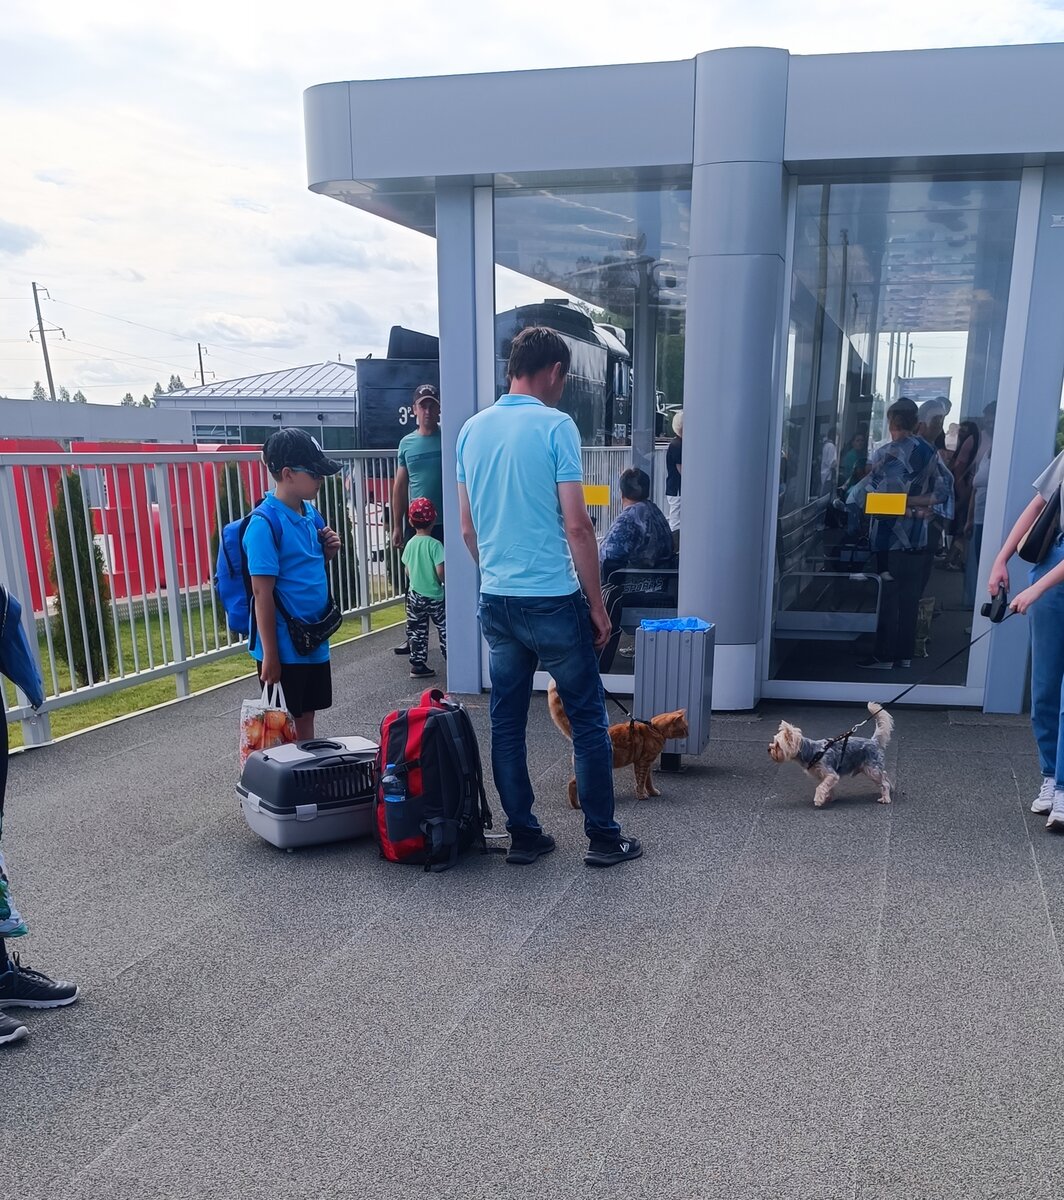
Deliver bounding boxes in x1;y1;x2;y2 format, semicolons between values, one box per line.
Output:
1029;536;1064;785
477;592;620;842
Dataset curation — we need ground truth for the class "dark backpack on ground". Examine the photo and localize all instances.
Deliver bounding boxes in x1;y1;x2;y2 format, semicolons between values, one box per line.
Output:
377;689;493;872
215;500;326;638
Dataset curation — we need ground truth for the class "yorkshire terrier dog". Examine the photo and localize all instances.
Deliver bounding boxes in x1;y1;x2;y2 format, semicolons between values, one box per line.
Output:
768;702;894;807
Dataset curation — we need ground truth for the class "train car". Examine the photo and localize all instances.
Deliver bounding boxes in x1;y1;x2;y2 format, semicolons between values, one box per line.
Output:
354;302;631;450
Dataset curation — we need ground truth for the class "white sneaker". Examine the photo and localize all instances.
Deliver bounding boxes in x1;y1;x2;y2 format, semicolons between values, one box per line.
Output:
1046;789;1064;830
1032;777;1056;814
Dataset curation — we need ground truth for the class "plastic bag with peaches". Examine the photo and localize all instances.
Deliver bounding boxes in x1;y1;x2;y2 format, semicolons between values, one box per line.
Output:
239;682;297;767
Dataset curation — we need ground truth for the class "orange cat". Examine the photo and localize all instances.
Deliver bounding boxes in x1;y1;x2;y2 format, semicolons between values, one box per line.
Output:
547;679;688;806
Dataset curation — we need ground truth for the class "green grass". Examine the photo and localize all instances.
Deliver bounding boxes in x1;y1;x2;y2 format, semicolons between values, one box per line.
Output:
6;603;405;750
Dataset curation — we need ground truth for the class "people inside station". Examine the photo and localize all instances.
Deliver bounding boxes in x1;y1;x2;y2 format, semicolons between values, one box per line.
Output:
851;398;955;670
665;410;683;538
597;467;676;672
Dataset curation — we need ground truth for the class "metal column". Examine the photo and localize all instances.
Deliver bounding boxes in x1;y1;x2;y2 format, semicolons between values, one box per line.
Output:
678;48;790;710
436;181;496;694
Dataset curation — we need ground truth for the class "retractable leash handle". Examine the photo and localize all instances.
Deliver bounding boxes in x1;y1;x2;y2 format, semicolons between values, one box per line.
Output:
982;587;1010;624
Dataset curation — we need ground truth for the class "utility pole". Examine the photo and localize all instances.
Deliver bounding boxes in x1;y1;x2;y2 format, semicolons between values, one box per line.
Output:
197;343;207;387
31;282;56;401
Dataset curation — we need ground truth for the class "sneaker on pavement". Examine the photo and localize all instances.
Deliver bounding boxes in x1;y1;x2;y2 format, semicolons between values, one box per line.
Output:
857;657;894;670
895;659;912;669
409;664;436;679
0;954;79;1009
393;641;410;656
1032;776;1056;815
506;830;556;865
1046;790;1064;831
0;1010;29;1046
585;835;643;868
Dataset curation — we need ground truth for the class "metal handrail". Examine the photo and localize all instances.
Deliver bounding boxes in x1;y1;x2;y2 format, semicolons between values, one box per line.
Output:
1;443;663;744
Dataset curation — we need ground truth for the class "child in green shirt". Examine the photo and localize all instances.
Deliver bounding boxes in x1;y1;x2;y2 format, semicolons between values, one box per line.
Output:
401;498;446;679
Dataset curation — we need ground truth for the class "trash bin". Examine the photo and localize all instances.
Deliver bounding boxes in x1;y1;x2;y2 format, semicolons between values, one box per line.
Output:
633;618;714;760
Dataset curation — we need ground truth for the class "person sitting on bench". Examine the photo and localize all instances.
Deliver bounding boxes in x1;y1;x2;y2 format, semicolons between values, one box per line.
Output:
598;467;676;671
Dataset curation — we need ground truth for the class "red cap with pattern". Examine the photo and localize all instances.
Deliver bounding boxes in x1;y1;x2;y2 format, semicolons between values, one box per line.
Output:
407;497;438;528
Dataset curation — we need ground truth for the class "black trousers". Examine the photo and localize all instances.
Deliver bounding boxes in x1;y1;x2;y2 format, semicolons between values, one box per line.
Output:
875;549;927;663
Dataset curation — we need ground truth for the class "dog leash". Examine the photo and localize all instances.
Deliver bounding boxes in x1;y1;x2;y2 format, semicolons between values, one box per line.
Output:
601;685;654;729
808;609;1018;767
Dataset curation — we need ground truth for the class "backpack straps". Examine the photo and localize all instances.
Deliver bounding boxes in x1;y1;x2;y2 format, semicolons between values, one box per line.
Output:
435;708;493;838
421;818;460;873
247;501;336;630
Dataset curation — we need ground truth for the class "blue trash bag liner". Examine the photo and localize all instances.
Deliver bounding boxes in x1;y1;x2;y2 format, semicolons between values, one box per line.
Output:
639;617;711;632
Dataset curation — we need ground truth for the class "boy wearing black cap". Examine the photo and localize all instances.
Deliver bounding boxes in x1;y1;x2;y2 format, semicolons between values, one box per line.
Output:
246;429;343;738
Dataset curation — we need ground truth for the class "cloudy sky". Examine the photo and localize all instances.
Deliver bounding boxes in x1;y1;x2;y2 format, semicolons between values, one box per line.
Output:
2;0;1063;403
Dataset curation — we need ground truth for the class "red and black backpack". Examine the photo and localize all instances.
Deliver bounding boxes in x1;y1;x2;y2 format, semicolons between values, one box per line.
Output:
377;689;494;872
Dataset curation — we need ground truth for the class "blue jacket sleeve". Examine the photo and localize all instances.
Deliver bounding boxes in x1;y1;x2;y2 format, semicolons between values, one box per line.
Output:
0;587;45;710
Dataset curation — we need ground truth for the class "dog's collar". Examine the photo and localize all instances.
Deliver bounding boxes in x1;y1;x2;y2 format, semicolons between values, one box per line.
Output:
797;738;822;767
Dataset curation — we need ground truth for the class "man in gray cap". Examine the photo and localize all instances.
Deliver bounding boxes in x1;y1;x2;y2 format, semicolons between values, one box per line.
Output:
391;383;443;655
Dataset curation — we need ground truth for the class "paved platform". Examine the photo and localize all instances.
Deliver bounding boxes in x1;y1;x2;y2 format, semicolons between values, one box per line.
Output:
2;627;1062;1200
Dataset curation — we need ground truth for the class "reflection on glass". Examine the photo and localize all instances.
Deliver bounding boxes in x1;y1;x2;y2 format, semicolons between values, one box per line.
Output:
771;175;1021;688
494;182;690;447
493;180;690;675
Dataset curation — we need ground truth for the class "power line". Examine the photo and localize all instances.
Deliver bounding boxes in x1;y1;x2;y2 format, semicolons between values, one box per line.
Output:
47;297;298;369
62;337;192;375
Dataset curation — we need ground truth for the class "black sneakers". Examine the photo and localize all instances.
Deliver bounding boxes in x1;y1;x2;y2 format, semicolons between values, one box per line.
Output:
0;1010;28;1046
505;830;556;865
0;954;79;1009
585;836;643;868
409;664;436;679
393;641;410;656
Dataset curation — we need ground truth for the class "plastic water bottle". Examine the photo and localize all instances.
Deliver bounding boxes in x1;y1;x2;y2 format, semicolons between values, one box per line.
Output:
381;764;410;842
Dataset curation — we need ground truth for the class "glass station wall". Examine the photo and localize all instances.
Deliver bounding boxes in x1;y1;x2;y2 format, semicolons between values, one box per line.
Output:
770;175;1021;689
493;180;690;675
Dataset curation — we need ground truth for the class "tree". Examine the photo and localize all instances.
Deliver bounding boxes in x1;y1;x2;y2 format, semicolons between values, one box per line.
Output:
140;394;154;408
57;386;71;403
153;382;164;397
121;392;136;407
48;471;116;687
72;390;88;404
167;374;186;392
32;381;47;402
319;470;360;609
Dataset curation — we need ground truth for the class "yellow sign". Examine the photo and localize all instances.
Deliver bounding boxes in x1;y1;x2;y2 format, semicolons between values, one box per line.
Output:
865;492;908;516
583;484;611;507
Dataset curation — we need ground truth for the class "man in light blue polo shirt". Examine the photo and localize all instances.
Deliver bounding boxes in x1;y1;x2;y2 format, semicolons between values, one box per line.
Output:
456;327;642;869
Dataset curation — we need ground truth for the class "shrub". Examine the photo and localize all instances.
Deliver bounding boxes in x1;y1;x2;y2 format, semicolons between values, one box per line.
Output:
48;470;116;687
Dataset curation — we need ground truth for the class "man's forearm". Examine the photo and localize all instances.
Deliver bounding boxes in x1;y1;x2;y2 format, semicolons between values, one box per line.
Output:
391;475;408;527
567;524;605;610
461;528;480;564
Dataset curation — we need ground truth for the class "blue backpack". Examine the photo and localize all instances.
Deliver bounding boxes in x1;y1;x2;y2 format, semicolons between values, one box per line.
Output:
215;501;326;637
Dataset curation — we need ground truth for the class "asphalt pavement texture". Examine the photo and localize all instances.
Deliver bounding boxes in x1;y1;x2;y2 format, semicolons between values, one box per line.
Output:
2;626;1062;1200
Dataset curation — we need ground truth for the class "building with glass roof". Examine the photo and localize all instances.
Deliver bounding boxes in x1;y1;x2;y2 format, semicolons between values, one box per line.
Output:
303;43;1064;711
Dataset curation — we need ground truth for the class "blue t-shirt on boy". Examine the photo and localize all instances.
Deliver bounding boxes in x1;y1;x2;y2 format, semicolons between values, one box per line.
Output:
242;493;330;664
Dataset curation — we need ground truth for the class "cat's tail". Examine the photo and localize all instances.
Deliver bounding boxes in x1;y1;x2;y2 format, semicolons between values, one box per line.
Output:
867;701;894;748
547;678;572;741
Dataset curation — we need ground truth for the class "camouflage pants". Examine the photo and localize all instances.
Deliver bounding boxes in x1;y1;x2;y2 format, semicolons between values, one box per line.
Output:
405;590;447;668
